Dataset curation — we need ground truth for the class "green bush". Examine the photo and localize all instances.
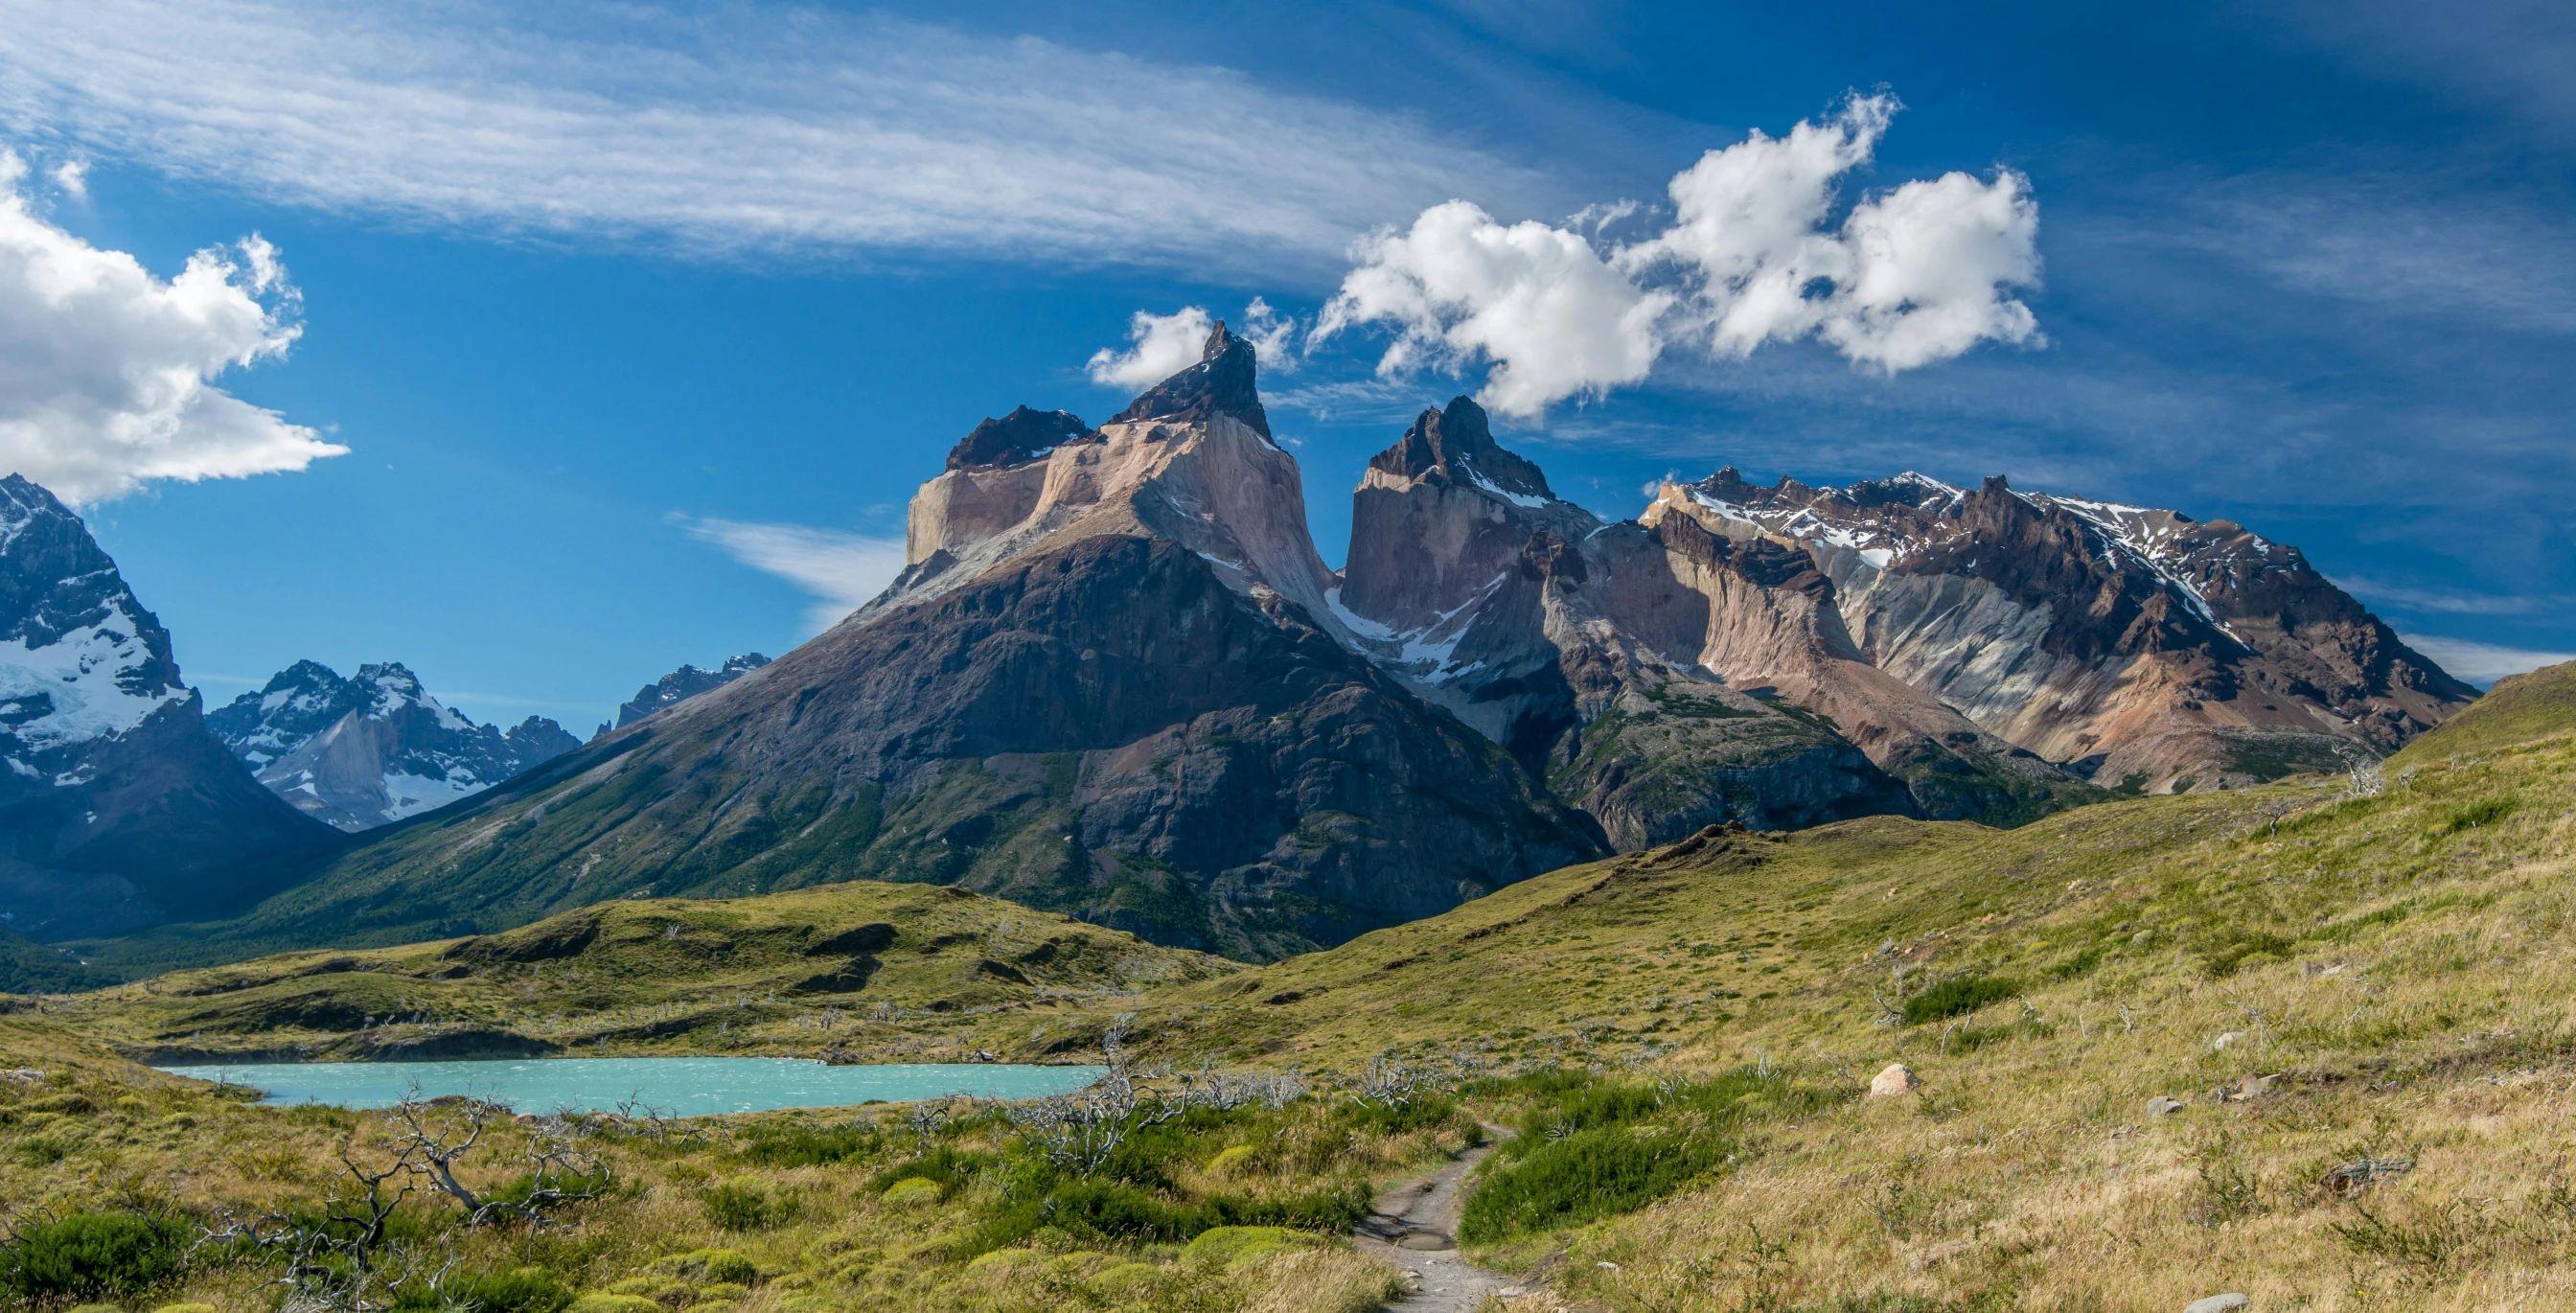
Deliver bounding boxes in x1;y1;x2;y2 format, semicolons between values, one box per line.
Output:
1902;975;2020;1025
2446;795;2519;833
702;1178;798;1231
1460;1124;1728;1241
0;1211;185;1301
395;1266;573;1313
741;1121;879;1167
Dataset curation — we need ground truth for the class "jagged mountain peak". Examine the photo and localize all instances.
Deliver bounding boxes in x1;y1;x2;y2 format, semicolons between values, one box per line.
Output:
0;474;334;937
0;473;191;752
946;406;1095;472
210;659;580;832
1109;319;1272;441
615;652;772;728
1368;395;1556;504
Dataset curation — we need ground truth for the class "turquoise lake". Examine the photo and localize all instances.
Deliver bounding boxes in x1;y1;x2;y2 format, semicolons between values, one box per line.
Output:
151;1057;1105;1116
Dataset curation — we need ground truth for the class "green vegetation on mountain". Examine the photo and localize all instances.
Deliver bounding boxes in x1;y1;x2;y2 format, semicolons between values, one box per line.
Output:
45;881;1233;1066
4;663;2572;1310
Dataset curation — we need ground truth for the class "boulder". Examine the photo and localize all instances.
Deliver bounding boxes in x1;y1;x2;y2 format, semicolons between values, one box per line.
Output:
1869;1063;1920;1096
2147;1095;2187;1117
2182;1296;2249;1313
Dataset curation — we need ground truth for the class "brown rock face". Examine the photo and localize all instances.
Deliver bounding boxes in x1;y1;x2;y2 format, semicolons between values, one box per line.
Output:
1334;401;2089;839
1647;469;2473;792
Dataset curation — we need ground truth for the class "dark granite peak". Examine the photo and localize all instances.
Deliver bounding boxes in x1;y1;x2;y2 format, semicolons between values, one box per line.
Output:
1367;396;1553;499
1109;320;1273;441
946;406;1094;472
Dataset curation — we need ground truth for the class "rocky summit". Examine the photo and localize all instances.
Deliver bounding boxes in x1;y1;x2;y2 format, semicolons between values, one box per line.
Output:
208;661;582;832
610;652;772;730
0;475;338;939
1644;467;2473;793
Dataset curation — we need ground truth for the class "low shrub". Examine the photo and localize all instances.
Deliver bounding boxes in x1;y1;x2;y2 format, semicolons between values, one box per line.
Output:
1461;1124;1729;1241
1902;975;2020;1025
0;1210;186;1301
395;1266;573;1313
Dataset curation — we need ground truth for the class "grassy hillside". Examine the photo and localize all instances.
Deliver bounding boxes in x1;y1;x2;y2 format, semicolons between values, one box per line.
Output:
5;663;2571;1311
46;881;1236;1066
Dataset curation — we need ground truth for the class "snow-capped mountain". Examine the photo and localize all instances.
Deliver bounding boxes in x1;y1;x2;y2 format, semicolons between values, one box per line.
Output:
208;662;580;832
610;653;771;731
0;474;336;938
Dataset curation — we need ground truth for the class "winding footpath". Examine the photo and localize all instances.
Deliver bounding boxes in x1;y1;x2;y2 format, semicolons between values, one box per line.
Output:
1355;1132;1520;1311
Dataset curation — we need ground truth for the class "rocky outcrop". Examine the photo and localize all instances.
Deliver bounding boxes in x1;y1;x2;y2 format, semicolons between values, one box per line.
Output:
612;653;771;728
1332;398;2086;840
1109;320;1273;440
1647;469;2473;792
0;475;340;938
182;328;1598;961
210;662;582;832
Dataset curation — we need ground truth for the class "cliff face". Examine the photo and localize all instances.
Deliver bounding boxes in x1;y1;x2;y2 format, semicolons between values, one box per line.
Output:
191;327;1598;962
1333;398;2089;843
0;476;339;939
1646;469;2473;792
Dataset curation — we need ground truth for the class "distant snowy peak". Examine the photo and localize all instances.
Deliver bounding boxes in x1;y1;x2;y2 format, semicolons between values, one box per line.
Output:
210;660;580;832
612;652;771;729
0;474;193;761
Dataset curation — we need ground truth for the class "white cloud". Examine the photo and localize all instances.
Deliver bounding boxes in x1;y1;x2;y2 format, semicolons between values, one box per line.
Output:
47;157;82;199
1315;199;1670;415
0;150;342;503
1238;297;1298;368
1313;94;2041;415
682;517;907;634
1086;307;1215;393
1085;298;1302;392
2399;633;2573;686
0;0;1538;271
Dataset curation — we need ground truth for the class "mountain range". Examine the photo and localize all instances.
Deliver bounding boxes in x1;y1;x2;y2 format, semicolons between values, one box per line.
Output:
39;322;2469;969
206;662;582;832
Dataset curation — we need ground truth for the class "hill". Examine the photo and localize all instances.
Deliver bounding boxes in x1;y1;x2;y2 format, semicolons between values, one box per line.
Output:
2;663;2569;1310
49;880;1235;1066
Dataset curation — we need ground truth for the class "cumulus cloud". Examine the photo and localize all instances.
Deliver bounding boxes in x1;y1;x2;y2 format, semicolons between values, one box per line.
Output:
2397;632;2574;686
1085;299;1300;392
0;0;1538;270
0;150;342;503
1313;94;2042;415
682;517;907;633
1086;307;1216;392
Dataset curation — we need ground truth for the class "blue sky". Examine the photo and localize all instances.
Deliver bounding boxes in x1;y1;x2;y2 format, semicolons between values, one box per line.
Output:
0;0;2569;732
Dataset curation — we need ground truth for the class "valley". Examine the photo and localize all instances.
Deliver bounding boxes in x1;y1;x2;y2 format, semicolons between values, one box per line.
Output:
3;660;2569;1311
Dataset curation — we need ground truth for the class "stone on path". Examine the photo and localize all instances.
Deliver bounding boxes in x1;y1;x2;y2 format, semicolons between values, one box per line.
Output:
1870;1063;1920;1096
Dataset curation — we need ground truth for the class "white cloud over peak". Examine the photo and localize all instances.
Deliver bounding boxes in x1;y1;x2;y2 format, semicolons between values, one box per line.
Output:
682;517;907;634
1085;300;1300;393
0;0;1537;271
0;150;342;503
1086;307;1217;393
1312;95;2042;415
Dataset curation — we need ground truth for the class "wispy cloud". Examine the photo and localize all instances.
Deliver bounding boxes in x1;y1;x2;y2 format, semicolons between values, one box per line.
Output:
2398;633;2573;686
2337;576;2562;616
0;0;1538;273
680;516;906;634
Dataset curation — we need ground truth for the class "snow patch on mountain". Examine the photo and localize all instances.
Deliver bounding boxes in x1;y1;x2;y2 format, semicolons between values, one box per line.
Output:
209;661;579;832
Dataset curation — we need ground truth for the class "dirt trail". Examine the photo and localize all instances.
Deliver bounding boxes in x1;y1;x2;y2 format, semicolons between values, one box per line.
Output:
1355;1130;1519;1311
